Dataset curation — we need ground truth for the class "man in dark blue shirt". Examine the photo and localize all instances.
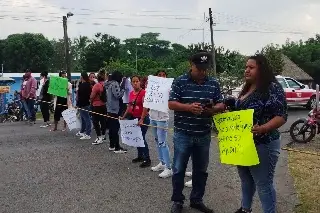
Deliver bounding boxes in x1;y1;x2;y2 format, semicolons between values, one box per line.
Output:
169;52;225;213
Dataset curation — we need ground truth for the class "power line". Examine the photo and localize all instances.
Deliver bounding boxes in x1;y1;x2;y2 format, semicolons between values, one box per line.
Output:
0;16;307;35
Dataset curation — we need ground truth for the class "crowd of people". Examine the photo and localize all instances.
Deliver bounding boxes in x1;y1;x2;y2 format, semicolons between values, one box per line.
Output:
15;51;287;213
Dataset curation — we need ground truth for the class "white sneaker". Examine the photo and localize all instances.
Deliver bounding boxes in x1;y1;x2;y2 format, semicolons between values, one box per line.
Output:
76;132;84;137
92;137;103;145
159;168;173;178
40;123;51;128
151;162;166;172
185;172;192;177
80;135;91;140
185;180;192;188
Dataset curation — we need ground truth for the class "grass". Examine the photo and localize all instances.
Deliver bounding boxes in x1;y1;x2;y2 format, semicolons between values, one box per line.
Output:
288;151;320;213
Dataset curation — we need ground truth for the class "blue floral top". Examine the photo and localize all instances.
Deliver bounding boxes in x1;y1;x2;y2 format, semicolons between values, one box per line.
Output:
235;82;288;144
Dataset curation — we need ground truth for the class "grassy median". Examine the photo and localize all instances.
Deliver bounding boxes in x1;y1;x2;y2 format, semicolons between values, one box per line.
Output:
288;151;320;213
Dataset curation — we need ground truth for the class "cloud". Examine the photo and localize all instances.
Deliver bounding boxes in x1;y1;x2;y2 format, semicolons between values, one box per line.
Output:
0;0;319;55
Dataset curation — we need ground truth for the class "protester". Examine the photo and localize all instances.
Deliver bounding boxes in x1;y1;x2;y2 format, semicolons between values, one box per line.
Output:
21;69;37;124
234;54;287;213
76;72;92;140
142;70;172;178
105;71;127;153
122;75;151;168
20;75;30;121
168;51;225;213
89;72;97;86
90;70;107;145
120;76;133;116
51;71;72;131
39;71;52;128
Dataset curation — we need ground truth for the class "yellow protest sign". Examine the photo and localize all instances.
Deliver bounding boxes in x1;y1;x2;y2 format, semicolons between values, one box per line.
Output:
213;109;260;166
0;86;10;94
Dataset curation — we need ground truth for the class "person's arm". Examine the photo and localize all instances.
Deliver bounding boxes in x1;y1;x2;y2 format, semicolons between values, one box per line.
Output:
252;84;287;135
203;81;226;115
90;84;98;102
168;79;188;111
28;78;37;98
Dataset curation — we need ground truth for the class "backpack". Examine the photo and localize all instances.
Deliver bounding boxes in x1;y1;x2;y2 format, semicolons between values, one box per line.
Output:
100;84;107;103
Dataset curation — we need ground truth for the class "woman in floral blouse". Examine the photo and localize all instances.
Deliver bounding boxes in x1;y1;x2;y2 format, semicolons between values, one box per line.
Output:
234;54;287;213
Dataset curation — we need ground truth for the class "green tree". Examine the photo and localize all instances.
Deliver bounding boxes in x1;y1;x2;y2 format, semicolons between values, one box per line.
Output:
105;59;137;77
83;33;121;72
281;35;320;83
3;33;54;72
72;36;90;72
258;44;284;75
49;39;65;72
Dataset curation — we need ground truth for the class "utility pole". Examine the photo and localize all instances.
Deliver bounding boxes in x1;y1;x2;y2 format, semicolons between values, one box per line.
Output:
63;14;72;82
202;12;205;47
209;8;216;77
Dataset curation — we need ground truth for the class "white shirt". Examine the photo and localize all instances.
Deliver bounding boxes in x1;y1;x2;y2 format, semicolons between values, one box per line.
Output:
36;78;45;97
122;78;133;104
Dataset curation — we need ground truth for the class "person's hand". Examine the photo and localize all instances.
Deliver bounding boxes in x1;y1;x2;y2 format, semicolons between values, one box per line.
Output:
138;118;144;126
251;124;269;136
188;103;203;115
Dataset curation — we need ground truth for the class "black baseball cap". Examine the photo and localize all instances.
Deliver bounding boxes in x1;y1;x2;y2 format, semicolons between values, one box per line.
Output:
190;52;212;71
59;70;66;77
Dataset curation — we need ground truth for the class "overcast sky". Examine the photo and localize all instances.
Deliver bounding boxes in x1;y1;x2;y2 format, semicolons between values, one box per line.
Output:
0;0;319;55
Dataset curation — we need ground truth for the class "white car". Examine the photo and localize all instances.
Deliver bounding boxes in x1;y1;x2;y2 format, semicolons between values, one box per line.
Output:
231;75;316;109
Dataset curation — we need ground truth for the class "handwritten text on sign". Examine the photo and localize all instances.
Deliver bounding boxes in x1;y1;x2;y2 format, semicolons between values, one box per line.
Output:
119;119;145;147
213;109;259;166
143;76;174;113
48;76;68;98
62;109;81;131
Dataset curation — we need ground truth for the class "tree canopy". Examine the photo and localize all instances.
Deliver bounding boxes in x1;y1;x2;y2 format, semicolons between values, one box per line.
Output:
0;31;319;85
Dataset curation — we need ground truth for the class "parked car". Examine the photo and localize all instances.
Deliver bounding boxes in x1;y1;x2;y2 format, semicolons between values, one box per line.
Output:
231;75;317;109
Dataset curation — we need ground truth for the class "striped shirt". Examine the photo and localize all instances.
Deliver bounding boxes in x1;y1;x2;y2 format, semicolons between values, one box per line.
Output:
169;73;223;135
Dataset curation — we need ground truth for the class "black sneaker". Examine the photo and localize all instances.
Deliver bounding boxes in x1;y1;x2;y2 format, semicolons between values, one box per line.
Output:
171;202;183;213
132;157;144;163
190;202;214;213
139;159;151;168
114;147;127;154
235;207;251;213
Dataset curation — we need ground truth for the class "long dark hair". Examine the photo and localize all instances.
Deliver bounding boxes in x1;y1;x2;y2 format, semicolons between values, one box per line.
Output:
239;54;276;97
111;71;123;83
154;70;167;76
81;72;89;82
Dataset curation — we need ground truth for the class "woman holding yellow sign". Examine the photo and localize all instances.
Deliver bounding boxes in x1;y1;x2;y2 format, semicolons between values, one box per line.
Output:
233;54;287;213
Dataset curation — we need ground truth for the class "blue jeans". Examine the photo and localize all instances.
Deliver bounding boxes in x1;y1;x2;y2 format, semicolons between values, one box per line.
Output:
80;106;92;136
237;139;280;213
151;119;171;169
26;99;35;121
21;99;31;119
137;116;150;160
171;131;211;203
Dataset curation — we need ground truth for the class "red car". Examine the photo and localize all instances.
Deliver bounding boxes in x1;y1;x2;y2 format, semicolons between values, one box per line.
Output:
232;75;317;109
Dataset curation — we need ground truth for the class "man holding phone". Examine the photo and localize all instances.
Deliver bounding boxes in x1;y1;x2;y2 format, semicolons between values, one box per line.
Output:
169;51;225;213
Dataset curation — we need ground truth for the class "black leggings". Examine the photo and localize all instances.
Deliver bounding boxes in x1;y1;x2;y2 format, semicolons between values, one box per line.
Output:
108;113;120;149
92;105;107;137
40;102;50;122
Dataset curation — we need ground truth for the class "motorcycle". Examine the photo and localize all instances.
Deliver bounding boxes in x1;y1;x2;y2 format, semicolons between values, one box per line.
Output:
289;109;320;143
0;101;22;123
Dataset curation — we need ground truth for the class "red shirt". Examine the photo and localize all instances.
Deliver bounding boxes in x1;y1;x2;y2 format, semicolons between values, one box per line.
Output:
128;89;146;118
90;81;105;107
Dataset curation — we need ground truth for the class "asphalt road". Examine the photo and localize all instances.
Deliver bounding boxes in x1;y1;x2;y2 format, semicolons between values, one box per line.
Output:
0;108;308;213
